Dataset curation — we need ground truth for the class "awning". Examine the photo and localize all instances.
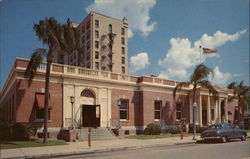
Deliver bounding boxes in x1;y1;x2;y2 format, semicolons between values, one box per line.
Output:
35;94;52;109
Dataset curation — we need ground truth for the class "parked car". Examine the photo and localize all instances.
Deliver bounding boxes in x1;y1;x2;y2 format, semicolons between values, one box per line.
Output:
201;123;247;143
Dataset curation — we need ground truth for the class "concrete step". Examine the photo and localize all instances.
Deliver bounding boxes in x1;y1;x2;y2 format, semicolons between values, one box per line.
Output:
78;127;117;141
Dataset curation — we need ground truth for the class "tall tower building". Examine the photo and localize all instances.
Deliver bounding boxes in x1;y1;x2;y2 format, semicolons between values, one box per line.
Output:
53;12;129;74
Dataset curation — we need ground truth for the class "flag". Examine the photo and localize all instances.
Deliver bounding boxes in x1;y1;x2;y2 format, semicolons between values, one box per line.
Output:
203;48;217;54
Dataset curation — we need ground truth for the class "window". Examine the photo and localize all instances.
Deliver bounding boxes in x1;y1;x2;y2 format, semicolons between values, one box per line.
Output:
87;42;90;50
86;21;90;30
82;25;85;34
95;62;99;69
121;57;125;64
95;51;99;59
122;66;125;74
86;31;90;40
36;109;50;120
121;37;125;45
121;47;125;54
121;28;125;35
95;41;99;49
95;30;99;38
154;101;162;120
176;103;182;120
81;35;85;44
120;99;129;120
95;19;99;28
109;24;112;33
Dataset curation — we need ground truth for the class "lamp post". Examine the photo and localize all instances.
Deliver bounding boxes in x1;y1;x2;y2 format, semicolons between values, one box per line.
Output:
70;96;75;130
193;102;197;140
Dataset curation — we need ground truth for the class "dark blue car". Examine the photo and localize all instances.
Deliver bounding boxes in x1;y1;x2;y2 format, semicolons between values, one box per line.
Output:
201;123;247;143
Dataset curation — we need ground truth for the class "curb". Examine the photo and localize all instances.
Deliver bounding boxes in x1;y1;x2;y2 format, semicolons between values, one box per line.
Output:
1;141;196;159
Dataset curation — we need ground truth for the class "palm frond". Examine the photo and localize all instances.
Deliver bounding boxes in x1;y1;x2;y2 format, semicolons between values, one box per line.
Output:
198;80;218;97
227;81;237;89
24;48;47;86
190;64;213;82
173;82;191;99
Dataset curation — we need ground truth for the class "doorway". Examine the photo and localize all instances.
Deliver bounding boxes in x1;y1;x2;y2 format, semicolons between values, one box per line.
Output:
82;105;100;127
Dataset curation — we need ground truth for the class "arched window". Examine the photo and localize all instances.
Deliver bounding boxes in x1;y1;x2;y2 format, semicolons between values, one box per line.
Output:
80;89;95;98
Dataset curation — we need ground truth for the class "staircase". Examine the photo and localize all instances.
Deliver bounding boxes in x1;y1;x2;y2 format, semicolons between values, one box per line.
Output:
78;127;118;141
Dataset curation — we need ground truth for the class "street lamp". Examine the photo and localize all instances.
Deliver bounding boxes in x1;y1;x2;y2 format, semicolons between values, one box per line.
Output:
193;102;197;140
70;96;75;130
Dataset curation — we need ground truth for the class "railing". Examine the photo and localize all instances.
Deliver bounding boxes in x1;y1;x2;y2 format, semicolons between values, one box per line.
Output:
153;78;163;84
119;74;130;81
110;118;121;129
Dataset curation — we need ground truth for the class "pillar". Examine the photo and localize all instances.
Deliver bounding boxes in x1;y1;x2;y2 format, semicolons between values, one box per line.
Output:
218;98;221;123
189;97;193;123
198;95;203;125
207;95;211;125
225;98;228;122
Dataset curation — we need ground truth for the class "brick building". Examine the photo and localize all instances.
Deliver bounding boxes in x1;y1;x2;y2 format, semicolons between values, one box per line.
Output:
0;13;240;138
0;58;238;137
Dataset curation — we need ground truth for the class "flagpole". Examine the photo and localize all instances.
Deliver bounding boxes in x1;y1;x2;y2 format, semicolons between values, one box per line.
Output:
199;45;202;64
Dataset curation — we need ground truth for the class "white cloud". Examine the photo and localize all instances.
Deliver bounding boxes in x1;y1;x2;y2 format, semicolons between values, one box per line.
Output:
129;52;150;73
209;66;232;85
158;29;247;80
86;0;157;38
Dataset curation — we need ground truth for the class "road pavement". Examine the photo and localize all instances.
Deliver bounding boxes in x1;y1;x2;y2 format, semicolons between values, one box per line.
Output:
56;138;250;159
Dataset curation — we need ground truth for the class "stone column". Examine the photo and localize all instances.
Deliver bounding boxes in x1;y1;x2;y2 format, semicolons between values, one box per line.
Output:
225;98;228;122
207;95;211;125
215;98;218;123
189;97;193;123
199;95;203;126
218;98;221;123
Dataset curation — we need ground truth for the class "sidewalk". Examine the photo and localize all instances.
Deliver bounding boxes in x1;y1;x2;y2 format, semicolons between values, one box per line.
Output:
0;136;197;159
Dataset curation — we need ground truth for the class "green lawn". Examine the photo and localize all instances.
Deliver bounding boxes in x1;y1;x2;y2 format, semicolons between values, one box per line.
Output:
0;140;67;149
127;133;199;140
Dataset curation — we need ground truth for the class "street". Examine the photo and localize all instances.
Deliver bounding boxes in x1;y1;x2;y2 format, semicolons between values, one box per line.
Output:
54;139;250;159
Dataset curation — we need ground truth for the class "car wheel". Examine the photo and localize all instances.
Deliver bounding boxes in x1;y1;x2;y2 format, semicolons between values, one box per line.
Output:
241;134;246;141
221;136;227;143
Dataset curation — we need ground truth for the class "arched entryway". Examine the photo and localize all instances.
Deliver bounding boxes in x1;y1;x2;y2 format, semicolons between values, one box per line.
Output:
80;89;100;127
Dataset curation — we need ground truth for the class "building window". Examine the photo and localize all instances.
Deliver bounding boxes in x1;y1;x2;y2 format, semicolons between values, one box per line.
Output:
95;62;99;69
109;24;112;33
87;42;90;50
176;103;182;120
86;31;90;40
120;99;129;120
122;47;125;54
154;101;162;120
121;28;125;35
81;89;95;98
95;30;99;38
86;21;90;30
36;109;50;120
95;41;99;49
122;66;125;74
121;57;125;64
95;19;99;28
81;35;85;44
95;51;99;59
82;25;85;34
121;37;125;45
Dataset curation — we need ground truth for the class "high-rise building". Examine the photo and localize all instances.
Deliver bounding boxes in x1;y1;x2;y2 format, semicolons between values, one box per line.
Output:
53;11;129;74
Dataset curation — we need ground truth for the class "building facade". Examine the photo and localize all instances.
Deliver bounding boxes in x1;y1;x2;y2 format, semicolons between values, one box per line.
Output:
52;12;129;74
0;58;239;137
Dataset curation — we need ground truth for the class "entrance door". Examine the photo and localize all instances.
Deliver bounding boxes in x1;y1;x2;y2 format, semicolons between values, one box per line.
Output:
202;110;207;125
82;105;100;127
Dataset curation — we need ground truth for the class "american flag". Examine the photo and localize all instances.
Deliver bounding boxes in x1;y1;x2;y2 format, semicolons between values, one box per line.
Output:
203;48;217;54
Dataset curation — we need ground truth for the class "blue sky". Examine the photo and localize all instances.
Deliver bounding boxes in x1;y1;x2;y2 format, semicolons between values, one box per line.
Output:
0;0;249;89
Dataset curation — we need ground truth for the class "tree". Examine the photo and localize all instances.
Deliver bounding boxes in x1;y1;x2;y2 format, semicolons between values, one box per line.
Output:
227;81;250;126
173;64;218;140
25;17;83;143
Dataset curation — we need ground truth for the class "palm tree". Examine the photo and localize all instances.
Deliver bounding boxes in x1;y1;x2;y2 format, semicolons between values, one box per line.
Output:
25;17;83;143
173;64;218;140
227;81;250;126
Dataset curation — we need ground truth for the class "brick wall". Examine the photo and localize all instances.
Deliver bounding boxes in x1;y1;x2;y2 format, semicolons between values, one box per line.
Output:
15;79;63;128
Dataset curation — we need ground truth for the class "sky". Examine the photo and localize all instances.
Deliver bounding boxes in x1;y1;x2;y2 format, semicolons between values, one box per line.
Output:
0;0;249;90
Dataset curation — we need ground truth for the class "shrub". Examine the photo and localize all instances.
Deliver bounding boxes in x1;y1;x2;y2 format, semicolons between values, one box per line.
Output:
12;123;37;141
0;120;14;141
168;126;181;134
144;123;161;135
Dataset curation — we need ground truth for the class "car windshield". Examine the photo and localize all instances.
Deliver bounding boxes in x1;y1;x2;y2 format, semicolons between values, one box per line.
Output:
209;125;221;129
